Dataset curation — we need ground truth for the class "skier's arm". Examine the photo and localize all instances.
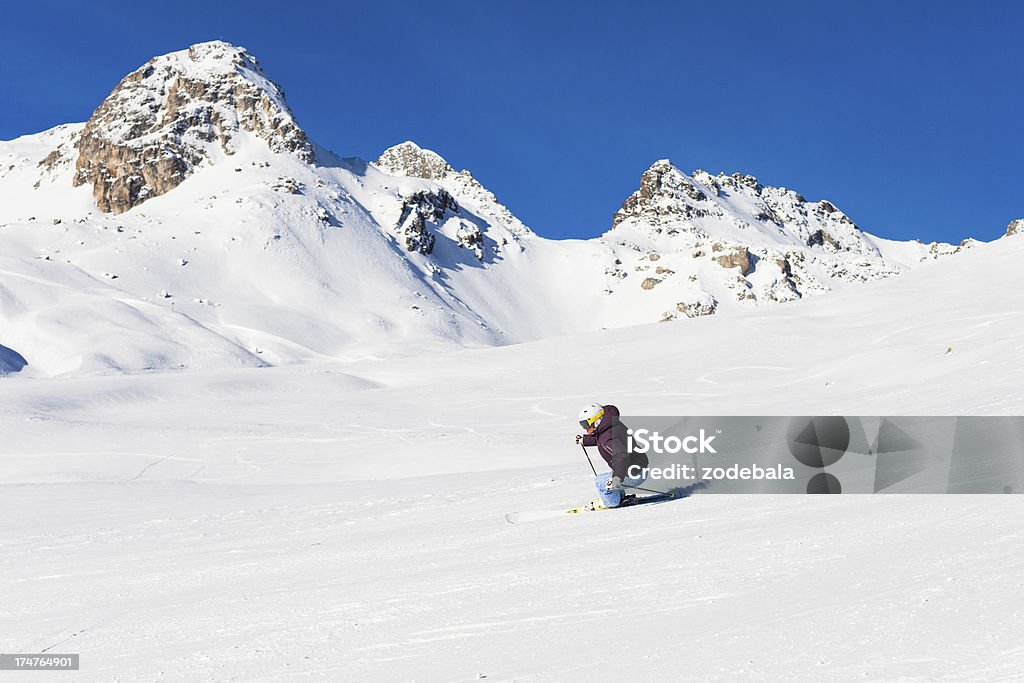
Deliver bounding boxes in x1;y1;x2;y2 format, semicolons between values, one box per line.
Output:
581;433;598;447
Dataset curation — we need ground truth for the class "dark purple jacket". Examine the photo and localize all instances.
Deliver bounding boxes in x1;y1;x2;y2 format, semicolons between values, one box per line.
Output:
581;405;649;480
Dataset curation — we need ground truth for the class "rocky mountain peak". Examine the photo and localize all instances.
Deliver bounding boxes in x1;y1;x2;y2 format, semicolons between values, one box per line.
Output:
72;40;314;214
610;159;879;255
613;159;712;228
375;142;532;240
637;159;695;194
1007;218;1023;237
374;141;456;180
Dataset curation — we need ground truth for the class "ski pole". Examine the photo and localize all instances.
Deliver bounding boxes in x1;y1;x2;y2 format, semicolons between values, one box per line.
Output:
579;443;598;477
624;483;675;496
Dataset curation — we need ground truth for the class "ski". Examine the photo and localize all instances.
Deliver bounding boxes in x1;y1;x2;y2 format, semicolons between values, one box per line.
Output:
505;483;706;523
566;501;612;514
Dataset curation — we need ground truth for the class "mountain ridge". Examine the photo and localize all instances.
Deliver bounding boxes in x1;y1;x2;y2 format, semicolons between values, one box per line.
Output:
0;40;1010;377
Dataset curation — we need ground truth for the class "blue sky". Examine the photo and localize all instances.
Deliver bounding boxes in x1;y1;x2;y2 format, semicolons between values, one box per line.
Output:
2;0;1020;242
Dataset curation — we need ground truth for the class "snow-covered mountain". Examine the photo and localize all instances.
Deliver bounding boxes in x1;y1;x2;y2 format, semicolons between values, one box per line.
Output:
0;40;1006;377
604;161;970;315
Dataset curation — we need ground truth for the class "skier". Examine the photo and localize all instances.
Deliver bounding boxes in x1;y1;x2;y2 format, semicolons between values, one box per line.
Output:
576;403;649;508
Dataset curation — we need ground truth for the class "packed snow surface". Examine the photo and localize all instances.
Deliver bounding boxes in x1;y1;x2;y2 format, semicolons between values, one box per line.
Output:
2;236;1023;680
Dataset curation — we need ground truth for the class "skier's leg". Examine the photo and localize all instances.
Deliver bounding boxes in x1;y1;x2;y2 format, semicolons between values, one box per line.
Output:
594;472;621;507
617;471;648;506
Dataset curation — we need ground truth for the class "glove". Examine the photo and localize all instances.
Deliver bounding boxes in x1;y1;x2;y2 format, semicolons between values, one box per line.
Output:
575;434;584;445
605;476;623;491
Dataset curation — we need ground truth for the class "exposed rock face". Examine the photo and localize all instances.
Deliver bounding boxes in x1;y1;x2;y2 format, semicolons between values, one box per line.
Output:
391;187;487;260
375;141;532;240
73;41;314;214
921;240;971;260
454;221;484;259
375;142;455;180
1008;219;1023;236
675;292;718;318
712;243;753;276
613;160;714;229
806;228;840;250
640;277;662;290
396;189;459;254
612;160;877;258
598;158;976;316
758;252;803;303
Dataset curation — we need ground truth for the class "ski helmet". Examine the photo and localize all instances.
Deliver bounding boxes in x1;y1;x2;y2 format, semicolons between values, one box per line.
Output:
578;403;605;430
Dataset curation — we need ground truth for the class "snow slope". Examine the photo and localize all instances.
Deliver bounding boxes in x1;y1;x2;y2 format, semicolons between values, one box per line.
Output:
1;227;1022;680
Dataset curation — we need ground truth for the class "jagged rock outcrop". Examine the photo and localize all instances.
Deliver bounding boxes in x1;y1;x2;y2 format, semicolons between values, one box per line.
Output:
396;189;459;254
757;252;802;303
73;41;314;214
374;141;531;239
611;160;876;256
676;296;718;318
806;228;840;250
1008;219;1023;237
712;243;753;276
599;159;976;314
375;142;455;180
454;221;484;259
920;239;978;261
613;160;716;230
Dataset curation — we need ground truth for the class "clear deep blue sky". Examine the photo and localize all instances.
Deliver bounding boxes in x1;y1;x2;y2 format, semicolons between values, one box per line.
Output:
2;0;1021;242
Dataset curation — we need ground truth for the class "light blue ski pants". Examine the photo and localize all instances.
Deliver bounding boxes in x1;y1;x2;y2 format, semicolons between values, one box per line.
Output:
594;470;647;507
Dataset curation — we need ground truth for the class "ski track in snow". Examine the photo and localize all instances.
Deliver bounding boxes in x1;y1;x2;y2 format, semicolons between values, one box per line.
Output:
2;478;1020;681
1;339;1023;681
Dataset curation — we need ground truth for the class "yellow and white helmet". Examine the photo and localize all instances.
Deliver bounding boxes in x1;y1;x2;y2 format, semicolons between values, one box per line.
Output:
578;403;605;430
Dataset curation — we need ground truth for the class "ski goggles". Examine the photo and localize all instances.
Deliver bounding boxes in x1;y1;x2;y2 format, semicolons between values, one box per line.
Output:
579;409;604;429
